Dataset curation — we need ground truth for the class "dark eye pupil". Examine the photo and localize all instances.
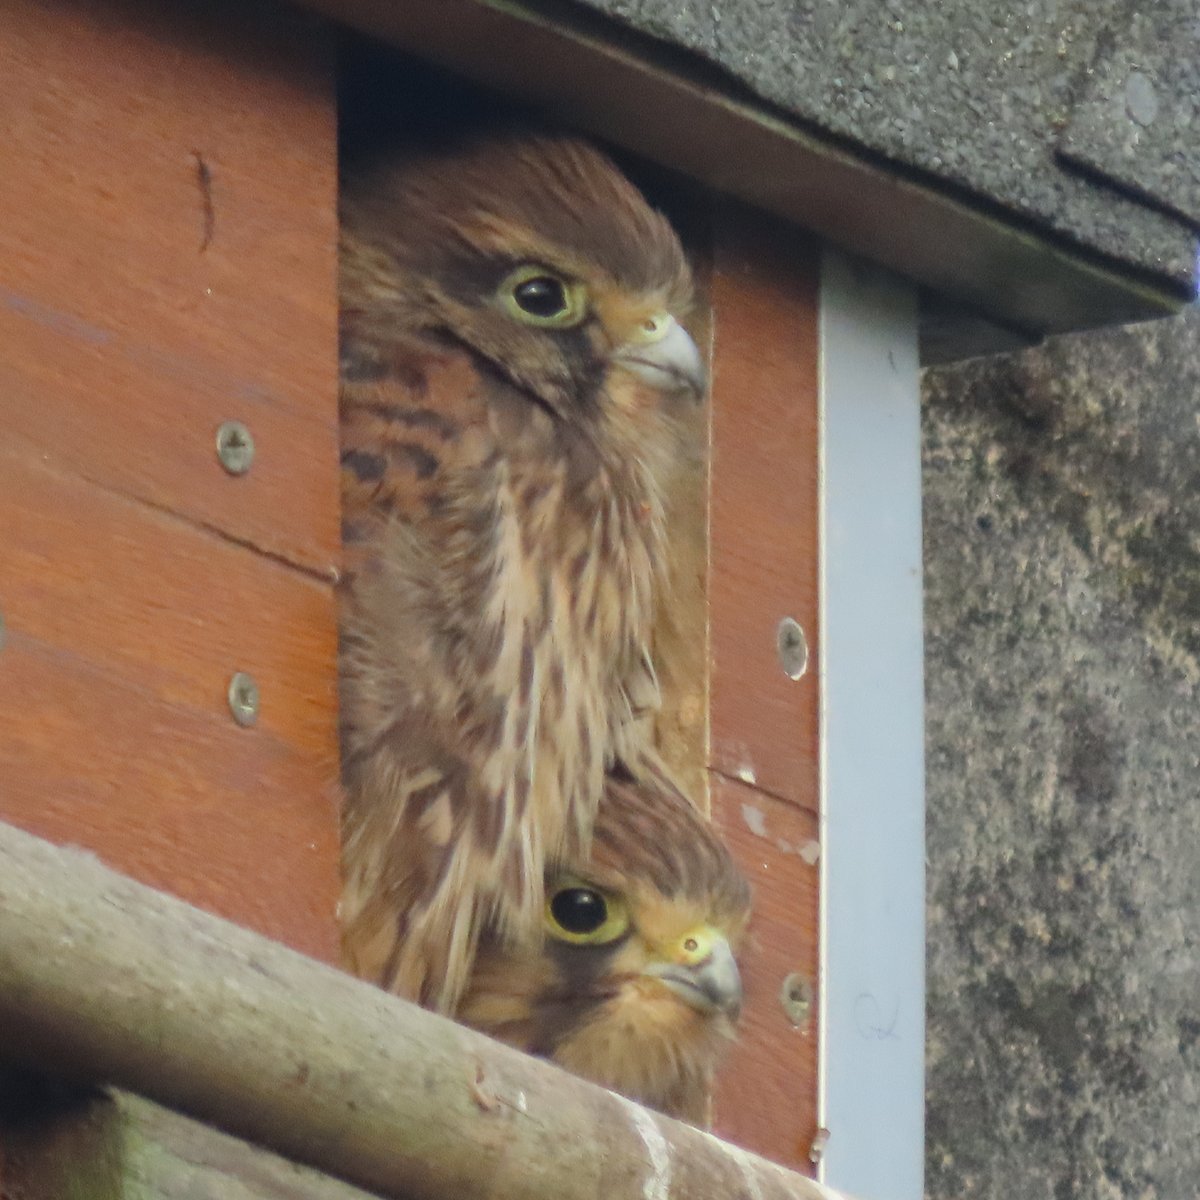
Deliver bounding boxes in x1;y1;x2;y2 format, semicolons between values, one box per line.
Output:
551;888;607;934
513;276;568;318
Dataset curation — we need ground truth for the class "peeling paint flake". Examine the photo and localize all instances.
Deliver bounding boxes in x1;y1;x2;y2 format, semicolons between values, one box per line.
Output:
740;802;768;838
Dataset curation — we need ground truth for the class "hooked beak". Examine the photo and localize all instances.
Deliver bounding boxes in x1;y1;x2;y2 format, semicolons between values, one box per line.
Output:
613;315;706;401
643;930;742;1019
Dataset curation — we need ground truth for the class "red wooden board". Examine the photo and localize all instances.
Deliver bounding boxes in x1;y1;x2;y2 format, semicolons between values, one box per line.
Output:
712;777;821;1168
0;0;340;963
709;208;820;816
0;0;339;574
707;206;822;1170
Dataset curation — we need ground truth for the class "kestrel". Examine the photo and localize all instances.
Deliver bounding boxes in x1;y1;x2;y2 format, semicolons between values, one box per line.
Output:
458;775;750;1123
338;131;706;1012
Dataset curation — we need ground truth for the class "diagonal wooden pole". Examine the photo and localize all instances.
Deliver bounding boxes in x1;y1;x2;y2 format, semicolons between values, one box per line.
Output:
0;818;853;1200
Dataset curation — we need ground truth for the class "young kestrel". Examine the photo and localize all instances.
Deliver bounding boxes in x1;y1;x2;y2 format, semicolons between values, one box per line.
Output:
458;775;750;1122
338;131;706;1012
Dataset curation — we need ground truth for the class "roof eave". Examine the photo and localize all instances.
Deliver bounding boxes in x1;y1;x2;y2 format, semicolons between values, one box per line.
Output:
308;0;1190;340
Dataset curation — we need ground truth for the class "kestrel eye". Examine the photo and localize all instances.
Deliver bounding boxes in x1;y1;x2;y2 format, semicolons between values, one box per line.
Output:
514;276;568;318
551;887;607;934
499;266;587;328
545;880;631;944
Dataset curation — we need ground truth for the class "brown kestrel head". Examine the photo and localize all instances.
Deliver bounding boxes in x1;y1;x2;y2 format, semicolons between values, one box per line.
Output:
340;134;705;424
456;778;751;1123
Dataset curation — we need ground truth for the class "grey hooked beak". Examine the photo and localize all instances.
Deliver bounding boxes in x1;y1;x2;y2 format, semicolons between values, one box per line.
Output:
614;316;707;401
644;933;743;1019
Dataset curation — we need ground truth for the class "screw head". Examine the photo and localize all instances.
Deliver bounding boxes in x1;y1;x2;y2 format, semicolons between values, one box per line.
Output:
776;617;809;680
227;672;259;727
216;421;255;475
780;972;813;1028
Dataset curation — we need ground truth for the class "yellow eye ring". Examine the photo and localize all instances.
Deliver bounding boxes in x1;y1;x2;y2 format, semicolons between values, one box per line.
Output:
544;879;630;945
499;265;587;329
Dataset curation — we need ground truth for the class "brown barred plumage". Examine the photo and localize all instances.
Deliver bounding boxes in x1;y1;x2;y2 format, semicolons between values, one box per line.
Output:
337;133;707;1012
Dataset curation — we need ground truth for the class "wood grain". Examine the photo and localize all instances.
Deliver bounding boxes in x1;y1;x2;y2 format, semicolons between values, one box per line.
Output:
712;776;821;1172
0;1085;381;1200
0;443;336;755
0;819;852;1200
0;634;339;962
0;0;338;573
705;206;822;1173
0;0;341;965
708;206;820;814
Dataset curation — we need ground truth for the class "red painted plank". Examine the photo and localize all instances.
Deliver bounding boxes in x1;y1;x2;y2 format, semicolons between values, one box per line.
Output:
712;776;821;1172
709;207;820;814
0;0;339;573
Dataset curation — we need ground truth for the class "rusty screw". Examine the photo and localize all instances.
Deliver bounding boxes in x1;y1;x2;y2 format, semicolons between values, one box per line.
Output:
227;672;260;727
216;421;255;476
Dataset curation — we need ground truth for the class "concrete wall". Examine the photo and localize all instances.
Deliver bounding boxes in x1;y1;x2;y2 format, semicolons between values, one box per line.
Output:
921;307;1200;1199
575;0;1198;290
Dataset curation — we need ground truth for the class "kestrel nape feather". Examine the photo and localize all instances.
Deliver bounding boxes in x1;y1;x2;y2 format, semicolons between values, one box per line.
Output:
458;776;751;1123
337;132;708;1013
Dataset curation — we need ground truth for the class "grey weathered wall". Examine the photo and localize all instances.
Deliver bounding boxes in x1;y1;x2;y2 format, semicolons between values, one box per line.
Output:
575;0;1198;290
922;307;1200;1199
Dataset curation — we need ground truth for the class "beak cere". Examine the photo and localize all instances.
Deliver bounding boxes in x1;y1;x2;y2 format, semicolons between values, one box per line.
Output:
614;318;707;401
644;932;743;1020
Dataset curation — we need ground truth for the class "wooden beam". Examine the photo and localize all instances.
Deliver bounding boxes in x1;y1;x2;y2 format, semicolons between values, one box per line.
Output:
0;1081;380;1200
0;0;342;964
0;0;341;575
706;205;822;1168
0;818;855;1200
